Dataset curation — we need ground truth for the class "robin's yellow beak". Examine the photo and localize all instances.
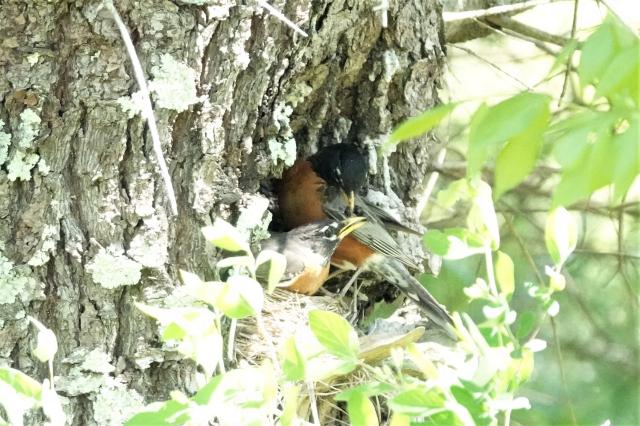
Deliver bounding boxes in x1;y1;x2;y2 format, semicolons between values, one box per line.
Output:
338;216;366;239
341;190;356;215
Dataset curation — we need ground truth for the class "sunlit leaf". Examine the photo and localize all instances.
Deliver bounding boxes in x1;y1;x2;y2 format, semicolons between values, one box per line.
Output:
495;251;515;299
336;382;394;401
308;310;359;360
548;39;578;76
494;132;542;199
134;304;222;376
515;311;536;340
125;399;190;426
423;228;485;260
611;115;640;201
280;384;300;426
255;249;287;292
280;337;305;382
545;208;577;266
346;392;379;426
0;367;42;401
383;103;458;153
388;388;445;416
215;255;255;270
596;45;640;104
578;19;618;86
467;93;550;176
468;180;500;250
215;275;264;319
202;219;250;253
389;412;410;426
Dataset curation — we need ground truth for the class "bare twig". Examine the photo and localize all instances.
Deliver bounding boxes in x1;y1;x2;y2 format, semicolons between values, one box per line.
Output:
557;0;580;106
417;147;447;214
257;0;308;37
484;15;573;47
443;0;567;22
451;45;534;90
103;1;178;216
550;317;578;426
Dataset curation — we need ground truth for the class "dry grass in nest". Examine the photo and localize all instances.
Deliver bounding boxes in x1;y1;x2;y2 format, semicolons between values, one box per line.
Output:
233;289;458;425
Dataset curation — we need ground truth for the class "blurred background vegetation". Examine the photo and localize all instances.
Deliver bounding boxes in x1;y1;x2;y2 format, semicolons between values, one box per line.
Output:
422;1;639;424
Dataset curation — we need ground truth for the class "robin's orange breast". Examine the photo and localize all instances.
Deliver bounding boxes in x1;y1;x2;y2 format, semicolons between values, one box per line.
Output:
332;235;375;269
282;263;330;295
279;160;327;229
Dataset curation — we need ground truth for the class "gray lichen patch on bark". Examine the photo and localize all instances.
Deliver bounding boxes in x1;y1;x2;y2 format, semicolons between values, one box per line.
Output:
1;0;445;422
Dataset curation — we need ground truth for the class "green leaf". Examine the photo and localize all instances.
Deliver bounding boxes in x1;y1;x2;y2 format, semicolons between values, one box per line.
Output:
611;115;640;200
215;275;264;319
336;382;394;401
468;180;500;250
0;367;42;401
280;384;300;426
308;310;359;360
515;311;537;340
579;15;638;87
423;228;485;259
346;392;379;426
385;103;458;148
192;374;224;405
280;337;306;381
552;130;616;207
578;19;618;86
548;39;578;76
437;179;472;208
388;388;445;416
202;218;250;253
545;207;577;266
215;255;255;270
134;304;222;376
255;249;287;292
596;45;640;104
389;413;411;426
495;251;515;299
125;399;190;426
494;131;543;199
467;93;551;176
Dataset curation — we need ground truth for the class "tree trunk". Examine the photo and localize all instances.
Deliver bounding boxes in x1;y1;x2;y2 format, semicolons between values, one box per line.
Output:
0;0;444;423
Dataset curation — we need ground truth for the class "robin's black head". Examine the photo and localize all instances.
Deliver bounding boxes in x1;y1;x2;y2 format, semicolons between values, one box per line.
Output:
309;144;368;194
309;144;368;214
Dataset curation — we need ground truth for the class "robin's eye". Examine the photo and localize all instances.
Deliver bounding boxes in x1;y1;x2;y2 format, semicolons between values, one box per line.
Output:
323;227;335;238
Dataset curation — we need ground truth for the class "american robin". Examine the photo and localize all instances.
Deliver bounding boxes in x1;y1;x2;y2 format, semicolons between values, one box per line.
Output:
260;216;366;295
279;144;455;336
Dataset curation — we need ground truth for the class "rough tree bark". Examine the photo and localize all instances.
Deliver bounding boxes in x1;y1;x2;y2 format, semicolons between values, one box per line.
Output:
0;0;444;423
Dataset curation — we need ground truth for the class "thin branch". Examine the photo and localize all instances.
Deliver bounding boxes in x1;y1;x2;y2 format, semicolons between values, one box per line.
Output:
417;147;447;214
557;0;580;106
443;0;568;22
550;317;578;426
257;0;308;37
573;249;640;260
103;1;178;216
484;15;573;47
451;45;534;90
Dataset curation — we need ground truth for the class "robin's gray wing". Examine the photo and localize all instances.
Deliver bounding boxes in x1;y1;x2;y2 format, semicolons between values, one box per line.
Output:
259;234;307;281
322;189;420;270
355;195;421;236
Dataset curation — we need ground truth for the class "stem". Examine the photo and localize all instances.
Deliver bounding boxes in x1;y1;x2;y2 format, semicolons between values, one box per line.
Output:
227;318;237;364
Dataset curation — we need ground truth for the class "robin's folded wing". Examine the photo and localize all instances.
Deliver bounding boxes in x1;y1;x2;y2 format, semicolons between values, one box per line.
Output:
323;190;420;271
355;195;422;236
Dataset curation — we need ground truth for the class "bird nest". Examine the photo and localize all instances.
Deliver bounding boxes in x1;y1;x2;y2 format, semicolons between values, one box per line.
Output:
234;289;460;425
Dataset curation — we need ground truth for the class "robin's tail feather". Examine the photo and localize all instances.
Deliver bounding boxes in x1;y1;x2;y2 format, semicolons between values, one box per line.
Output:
367;256;457;339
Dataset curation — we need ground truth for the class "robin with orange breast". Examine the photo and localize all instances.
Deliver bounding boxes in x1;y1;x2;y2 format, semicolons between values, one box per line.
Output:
279;144;456;336
260;216;366;295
